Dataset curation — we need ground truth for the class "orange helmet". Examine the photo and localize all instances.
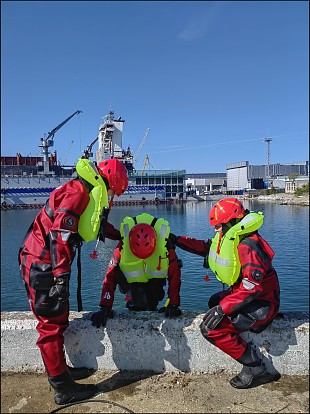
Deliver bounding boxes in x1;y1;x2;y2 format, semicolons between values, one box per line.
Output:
209;198;245;226
98;159;128;196
129;223;157;259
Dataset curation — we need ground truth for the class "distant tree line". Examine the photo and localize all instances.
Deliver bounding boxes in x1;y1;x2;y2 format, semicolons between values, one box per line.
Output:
295;183;309;196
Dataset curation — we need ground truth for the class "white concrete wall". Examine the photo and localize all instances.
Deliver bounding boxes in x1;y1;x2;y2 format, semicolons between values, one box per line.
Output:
1;311;308;375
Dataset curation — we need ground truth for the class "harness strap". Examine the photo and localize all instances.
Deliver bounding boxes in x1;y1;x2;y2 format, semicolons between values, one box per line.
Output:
98;207;110;242
240;237;270;264
77;244;83;311
18;221;34;265
44;200;54;220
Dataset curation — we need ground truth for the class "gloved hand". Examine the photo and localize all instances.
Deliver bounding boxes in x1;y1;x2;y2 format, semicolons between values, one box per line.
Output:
49;274;69;302
91;306;114;328
202;305;225;329
158;304;182;317
169;233;178;245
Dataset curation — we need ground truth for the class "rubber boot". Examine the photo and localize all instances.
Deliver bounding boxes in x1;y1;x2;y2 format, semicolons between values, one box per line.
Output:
230;345;281;389
48;369;98;405
67;365;95;380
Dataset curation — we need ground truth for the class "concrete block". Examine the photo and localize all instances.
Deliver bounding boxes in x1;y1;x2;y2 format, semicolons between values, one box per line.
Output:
1;311;308;375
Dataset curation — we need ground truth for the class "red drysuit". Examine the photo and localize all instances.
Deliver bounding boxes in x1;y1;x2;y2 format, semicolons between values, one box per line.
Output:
19;179;120;376
99;241;181;309
174;232;280;361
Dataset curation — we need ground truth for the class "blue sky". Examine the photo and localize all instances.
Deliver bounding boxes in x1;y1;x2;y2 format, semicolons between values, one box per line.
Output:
1;1;309;173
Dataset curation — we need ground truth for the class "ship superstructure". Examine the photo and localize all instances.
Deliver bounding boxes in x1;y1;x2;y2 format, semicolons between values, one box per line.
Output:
1;110;186;209
95;110;134;175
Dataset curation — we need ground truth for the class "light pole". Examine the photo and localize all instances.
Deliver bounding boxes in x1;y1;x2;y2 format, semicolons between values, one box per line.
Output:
263;138;272;189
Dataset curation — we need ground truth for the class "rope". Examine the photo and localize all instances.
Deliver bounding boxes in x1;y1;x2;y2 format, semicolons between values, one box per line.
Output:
49;398;135;413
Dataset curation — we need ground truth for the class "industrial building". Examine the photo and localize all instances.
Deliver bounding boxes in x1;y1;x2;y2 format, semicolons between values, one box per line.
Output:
226;160;308;191
185;161;309;195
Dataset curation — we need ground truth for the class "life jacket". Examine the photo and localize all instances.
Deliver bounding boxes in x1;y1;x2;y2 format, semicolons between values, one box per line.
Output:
76;158;109;242
119;213;170;283
208;211;264;286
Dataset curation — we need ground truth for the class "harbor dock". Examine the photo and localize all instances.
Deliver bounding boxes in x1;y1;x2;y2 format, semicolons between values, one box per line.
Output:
1;310;309;413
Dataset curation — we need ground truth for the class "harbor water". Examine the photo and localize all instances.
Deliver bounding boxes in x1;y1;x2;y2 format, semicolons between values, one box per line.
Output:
1;201;309;314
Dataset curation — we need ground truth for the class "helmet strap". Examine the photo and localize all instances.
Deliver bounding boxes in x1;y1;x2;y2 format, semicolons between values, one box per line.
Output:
109;194;114;210
216;233;223;254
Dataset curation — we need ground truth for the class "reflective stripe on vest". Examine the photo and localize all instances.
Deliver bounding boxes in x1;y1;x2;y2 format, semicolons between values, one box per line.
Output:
120;213;170;283
208;212;264;286
125;269;144;279
208;250;229;267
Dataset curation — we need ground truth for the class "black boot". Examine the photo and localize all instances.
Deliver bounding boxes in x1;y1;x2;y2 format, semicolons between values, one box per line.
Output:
230;363;281;388
67;365;95;380
48;369;98;405
230;345;281;389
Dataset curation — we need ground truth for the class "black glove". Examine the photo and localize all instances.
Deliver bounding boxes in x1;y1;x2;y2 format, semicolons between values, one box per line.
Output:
49;274;69;302
158;304;182;317
91;306;114;328
202;305;225;329
169;233;178;245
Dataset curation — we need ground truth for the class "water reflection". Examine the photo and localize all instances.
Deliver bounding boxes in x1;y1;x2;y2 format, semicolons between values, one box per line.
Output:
1;202;309;313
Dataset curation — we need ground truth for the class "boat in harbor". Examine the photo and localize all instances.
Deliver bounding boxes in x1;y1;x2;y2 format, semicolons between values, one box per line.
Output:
1;110;186;209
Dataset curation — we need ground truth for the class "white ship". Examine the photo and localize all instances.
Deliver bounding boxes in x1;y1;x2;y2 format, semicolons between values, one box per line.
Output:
1;110;186;209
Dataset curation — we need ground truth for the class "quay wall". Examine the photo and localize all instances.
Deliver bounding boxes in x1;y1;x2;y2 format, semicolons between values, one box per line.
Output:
1;311;309;375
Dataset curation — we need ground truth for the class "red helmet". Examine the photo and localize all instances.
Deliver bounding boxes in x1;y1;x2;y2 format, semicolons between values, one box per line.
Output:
209;198;245;226
98;159;128;196
129;223;157;259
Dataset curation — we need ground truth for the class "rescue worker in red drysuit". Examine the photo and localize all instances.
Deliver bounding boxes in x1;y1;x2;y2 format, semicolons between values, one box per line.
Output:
91;213;182;328
169;198;281;389
18;158;128;405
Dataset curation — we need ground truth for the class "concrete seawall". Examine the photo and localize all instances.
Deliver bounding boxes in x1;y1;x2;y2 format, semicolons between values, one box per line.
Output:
1;311;309;375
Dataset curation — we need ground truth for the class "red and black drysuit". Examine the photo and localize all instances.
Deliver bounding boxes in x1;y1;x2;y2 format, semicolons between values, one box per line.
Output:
19;179;120;377
173;232;280;362
98;240;181;311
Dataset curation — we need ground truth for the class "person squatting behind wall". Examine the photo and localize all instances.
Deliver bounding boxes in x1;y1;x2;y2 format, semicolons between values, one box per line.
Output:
169;197;281;389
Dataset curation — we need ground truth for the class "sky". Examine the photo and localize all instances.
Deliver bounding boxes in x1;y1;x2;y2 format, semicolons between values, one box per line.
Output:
1;1;309;173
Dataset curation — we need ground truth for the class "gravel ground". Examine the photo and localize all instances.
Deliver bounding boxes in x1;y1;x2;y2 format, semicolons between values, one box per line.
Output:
1;370;309;413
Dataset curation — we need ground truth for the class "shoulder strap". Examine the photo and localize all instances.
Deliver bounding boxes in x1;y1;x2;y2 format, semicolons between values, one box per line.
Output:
77;244;83;312
18;221;34;265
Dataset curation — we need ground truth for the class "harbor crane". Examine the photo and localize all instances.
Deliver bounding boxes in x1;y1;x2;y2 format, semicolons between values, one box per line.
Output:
133;128;150;166
82;136;99;159
141;154;153;176
39;110;82;174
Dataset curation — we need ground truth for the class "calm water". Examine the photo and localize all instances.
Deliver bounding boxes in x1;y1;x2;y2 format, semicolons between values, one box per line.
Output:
1;201;309;314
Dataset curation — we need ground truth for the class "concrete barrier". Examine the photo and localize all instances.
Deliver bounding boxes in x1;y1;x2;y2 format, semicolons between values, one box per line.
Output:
1;311;309;375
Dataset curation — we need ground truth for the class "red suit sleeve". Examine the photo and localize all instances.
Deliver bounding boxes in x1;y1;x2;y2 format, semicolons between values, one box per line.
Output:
48;180;89;278
219;234;274;315
105;222;121;240
174;236;210;257
99;242;122;308
167;248;181;306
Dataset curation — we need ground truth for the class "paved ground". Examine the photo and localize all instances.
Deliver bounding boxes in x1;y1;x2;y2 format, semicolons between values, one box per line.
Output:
1;370;309;413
